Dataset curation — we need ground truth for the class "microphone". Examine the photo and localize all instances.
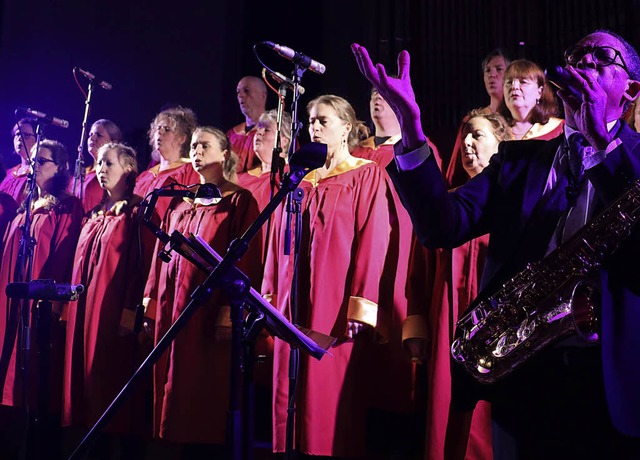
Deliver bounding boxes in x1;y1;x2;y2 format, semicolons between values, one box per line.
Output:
263;42;326;75
6;279;84;301
16;108;69;129
194;183;222;204
153;183;222;201
143;183;221;222
75;67;113;90
263;68;305;95
545;65;581;99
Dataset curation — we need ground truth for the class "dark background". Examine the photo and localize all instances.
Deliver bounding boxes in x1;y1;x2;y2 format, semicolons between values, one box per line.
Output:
1;0;640;170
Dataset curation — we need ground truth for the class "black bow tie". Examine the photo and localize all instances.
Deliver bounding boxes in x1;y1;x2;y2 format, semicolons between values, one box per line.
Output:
568;133;589;179
564;133;589;204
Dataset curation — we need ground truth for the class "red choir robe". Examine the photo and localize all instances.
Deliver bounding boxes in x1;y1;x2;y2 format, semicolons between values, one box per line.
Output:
62;196;156;435
262;157;391;458
144;184;262;444
237;166;276;212
406;233;493;460
68;170;104;215
0;165;29;204
0;194;83;412
227;123;259;173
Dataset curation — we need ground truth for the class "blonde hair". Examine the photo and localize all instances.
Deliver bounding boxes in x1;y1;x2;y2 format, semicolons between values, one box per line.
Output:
307;94;369;151
258;110;292;143
148;106;198;158
192;126;238;183
97;142;139;193
92;119;123;143
464;109;512;142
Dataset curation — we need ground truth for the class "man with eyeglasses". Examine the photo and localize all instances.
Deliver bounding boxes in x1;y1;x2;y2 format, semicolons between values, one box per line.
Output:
352;29;640;459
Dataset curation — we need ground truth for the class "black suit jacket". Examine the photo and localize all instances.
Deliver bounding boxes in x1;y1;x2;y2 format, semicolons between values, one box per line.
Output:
388;123;640;436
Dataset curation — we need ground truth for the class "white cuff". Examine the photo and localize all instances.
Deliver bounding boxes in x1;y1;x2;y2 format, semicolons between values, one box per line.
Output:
393;141;432;171
584;138;622;170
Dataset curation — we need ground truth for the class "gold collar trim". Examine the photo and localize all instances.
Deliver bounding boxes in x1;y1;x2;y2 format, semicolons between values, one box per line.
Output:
303;155;373;186
522;117;564;140
147;157;191;176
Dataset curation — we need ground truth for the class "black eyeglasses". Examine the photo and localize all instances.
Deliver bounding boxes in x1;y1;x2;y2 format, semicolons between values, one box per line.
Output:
35;157;56;166
564;45;629;74
13;132;36;139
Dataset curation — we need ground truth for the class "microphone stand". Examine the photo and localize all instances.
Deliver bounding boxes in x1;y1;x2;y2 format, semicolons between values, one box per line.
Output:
10;122;45;460
67;148;331;460
264;68;304;265
283;62;307;460
269;83;286;196
263;80;287;269
72;80;95;200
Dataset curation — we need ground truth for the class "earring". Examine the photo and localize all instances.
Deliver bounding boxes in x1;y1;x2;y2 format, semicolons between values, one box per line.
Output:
536;99;540;105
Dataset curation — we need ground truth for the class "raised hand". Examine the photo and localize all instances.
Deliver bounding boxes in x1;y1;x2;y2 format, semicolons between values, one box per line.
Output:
351;43;427;150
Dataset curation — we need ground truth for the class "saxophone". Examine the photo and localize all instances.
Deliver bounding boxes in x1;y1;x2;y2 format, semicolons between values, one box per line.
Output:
451;179;640;384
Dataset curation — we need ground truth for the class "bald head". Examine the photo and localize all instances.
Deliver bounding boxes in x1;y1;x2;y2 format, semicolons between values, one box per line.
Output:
370;89;401;137
236;76;268;125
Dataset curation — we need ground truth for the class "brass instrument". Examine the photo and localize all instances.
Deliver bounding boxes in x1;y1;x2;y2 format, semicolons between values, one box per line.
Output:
451;179;640;384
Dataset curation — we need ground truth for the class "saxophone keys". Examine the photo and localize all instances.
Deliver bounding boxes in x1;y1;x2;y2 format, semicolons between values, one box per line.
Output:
492;332;518;358
517;317;537;341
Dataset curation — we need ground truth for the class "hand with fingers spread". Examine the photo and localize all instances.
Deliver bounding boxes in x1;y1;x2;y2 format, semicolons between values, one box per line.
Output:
351;43;426;150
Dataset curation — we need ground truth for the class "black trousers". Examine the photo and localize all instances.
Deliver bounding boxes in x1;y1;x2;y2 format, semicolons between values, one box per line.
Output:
487;345;640;460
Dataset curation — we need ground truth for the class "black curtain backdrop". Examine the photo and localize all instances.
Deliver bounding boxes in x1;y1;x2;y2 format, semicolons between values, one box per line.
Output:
1;1;640;171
